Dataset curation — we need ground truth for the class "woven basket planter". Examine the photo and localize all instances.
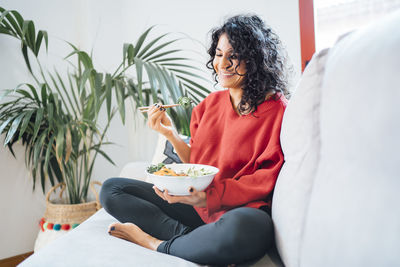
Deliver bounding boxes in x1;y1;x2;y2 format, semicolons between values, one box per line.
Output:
34;181;102;252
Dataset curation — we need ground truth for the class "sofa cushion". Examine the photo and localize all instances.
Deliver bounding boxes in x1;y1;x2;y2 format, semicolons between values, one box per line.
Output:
151;134;190;165
119;161;150;182
20;209;201;267
20;208;284;267
300;11;400;266
271;47;329;266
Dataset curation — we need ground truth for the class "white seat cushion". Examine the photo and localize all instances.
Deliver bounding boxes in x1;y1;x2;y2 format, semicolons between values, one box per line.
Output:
20;209;200;267
20;208;283;267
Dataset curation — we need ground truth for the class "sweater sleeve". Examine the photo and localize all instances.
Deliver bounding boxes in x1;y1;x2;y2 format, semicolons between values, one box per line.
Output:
205;144;284;214
189;101;204;147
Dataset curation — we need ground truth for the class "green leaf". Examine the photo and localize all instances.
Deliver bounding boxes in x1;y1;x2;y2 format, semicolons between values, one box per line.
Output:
40;84;47;107
168;68;210;83
182;82;208;100
67;73;81;114
136;33;168;58
64;44;93;69
10;10;24;29
49;70;74;117
48;157;62;186
25;84;41;104
93;72;103;114
5;10;23;37
149;63;169;105
21;44;33;74
135;57;144;104
142;39;180;60
123;43;134;65
67;41;79;51
187;91;201;104
4;118;25;145
0;27;13;36
83;94;94;120
40;161;46;193
41;30;48;52
18;110;34;139
143;63;159;103
79;68;92;93
47;103;54;129
0;116;15;137
158;66;179;101
159;62;200;70
115;80;125;123
105;73;112;119
43;134;55;176
33;132;46;170
78;51;94;70
27;20;36;49
16;89;33;99
56;126;65;163
64;126;72;163
126;80;142;107
22;20;35;50
145;49;181;62
0;8;17;36
0;10;11;27
123;43;129;64
35;30;43;56
93;148;116;166
133;26;156;57
177;75;210;97
152;57;189;63
32;107;44;141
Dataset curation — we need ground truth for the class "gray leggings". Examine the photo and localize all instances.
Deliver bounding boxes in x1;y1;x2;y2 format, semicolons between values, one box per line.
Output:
100;178;273;265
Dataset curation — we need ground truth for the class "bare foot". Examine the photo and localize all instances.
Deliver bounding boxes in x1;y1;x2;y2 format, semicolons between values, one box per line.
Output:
108;222;163;251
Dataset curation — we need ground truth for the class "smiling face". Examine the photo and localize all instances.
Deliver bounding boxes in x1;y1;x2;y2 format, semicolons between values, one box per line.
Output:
213;33;246;90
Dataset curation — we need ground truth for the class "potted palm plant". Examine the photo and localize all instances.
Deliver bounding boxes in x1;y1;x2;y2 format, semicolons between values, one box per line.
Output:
0;6;210;246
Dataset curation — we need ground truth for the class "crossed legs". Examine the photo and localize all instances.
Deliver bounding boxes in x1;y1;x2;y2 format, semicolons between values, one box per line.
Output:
100;178;273;265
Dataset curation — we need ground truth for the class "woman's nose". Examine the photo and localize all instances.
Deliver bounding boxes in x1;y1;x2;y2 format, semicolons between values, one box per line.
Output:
220;56;231;70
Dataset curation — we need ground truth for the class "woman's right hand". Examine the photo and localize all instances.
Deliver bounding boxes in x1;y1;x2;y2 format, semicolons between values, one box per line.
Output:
147;103;174;137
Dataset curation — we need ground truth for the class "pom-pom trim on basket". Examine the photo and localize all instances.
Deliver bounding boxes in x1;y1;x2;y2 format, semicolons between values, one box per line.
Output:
39;217;79;232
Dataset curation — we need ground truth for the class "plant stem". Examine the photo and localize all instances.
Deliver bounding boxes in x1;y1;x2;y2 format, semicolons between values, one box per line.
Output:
111;62;124;78
85;109;116;200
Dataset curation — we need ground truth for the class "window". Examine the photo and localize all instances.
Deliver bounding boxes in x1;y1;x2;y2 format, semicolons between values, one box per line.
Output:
314;0;400;52
299;0;400;72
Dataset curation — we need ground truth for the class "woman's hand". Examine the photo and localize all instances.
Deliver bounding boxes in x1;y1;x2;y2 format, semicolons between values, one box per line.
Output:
153;186;207;208
147;103;174;137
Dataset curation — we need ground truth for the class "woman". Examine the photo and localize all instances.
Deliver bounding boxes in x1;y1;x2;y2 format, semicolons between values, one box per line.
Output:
100;14;290;265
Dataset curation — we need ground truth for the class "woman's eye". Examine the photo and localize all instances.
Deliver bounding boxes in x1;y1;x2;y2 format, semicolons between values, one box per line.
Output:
230;55;238;60
215;54;222;57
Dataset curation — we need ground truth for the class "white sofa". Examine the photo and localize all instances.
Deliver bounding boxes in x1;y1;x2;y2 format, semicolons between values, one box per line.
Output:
20;11;400;267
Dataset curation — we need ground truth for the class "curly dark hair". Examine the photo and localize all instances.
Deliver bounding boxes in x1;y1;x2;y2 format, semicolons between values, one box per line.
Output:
206;14;291;114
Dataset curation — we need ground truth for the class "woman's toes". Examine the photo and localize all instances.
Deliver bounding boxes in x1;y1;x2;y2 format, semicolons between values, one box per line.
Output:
108;222;138;237
108;222;120;232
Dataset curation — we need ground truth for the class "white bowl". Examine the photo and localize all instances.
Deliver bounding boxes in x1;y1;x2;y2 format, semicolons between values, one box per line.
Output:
146;163;219;196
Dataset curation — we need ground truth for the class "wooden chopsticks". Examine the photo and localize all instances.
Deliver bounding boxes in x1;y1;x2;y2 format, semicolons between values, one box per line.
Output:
138;104;180;112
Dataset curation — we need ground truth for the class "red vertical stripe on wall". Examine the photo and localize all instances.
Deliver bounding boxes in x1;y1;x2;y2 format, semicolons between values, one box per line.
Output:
299;0;316;72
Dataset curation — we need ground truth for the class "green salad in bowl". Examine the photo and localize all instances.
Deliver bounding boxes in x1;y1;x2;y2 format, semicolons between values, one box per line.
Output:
146;163;219;195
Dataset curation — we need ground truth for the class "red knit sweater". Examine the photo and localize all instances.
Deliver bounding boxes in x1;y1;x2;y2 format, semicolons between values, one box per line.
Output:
190;90;287;223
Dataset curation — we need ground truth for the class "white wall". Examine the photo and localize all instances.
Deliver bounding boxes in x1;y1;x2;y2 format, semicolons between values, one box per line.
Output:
0;0;300;259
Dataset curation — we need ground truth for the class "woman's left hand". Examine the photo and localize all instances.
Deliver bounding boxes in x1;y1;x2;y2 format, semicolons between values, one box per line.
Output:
153;186;207;208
